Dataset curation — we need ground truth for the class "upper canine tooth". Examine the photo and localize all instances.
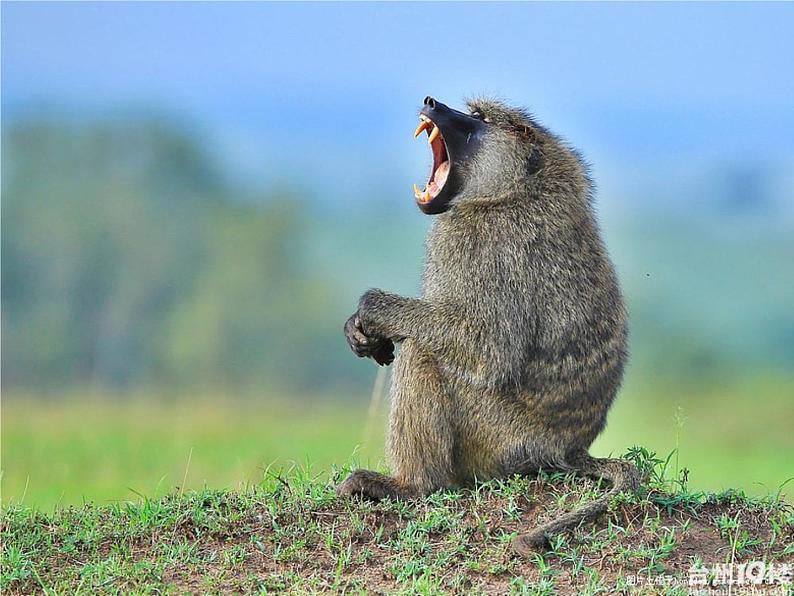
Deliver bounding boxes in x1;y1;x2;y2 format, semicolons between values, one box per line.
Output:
414;120;431;138
428;126;441;144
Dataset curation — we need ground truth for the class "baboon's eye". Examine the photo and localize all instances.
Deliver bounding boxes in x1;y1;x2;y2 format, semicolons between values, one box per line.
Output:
471;111;484;120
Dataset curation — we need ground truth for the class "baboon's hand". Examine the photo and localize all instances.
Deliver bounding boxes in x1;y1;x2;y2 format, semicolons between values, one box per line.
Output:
344;313;395;366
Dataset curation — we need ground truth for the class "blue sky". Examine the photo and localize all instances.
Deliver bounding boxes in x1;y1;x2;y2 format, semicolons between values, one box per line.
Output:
3;2;793;209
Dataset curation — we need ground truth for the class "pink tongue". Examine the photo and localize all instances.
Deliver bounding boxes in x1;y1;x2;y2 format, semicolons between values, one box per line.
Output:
430;160;450;196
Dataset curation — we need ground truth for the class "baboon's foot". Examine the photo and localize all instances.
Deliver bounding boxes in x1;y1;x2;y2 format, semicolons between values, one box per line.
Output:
336;469;407;501
511;529;551;557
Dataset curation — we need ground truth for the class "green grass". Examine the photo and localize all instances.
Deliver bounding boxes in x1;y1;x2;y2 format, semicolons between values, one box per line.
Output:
592;374;794;496
2;451;792;594
1;392;387;510
2;375;793;511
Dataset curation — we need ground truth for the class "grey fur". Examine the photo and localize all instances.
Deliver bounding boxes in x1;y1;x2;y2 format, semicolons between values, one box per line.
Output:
338;97;639;553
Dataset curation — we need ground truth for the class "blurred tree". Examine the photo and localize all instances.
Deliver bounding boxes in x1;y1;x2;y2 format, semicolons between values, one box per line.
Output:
1;118;354;393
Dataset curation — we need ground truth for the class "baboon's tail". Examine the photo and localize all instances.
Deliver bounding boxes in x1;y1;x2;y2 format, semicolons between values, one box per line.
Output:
512;451;640;556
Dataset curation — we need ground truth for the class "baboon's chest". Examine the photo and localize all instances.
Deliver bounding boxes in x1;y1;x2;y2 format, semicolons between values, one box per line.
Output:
422;230;484;299
422;218;533;303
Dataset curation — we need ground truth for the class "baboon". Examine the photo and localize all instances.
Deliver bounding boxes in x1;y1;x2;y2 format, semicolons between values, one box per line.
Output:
338;96;639;554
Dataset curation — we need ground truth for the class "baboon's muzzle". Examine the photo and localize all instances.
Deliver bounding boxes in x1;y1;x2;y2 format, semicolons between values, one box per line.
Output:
413;96;486;215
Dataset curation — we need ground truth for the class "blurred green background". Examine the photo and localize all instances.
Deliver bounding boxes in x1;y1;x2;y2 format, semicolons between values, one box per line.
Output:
2;3;793;509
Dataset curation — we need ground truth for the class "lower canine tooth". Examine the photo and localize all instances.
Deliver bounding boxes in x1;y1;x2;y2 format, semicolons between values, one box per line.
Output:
428;126;441;144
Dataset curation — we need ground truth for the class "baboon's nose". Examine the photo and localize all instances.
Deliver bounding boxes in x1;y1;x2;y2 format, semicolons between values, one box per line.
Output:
423;96;437;109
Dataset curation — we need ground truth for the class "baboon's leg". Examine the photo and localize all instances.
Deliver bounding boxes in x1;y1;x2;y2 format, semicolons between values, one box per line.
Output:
336;341;456;500
388;341;457;493
512;451;640;555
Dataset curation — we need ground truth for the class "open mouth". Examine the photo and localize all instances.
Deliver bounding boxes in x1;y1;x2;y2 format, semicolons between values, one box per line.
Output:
413;115;450;204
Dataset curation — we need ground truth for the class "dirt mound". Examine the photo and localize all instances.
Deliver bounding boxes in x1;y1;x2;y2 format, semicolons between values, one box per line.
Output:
2;466;792;594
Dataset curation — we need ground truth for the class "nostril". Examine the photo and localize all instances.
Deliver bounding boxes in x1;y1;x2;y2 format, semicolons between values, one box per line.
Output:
424;96;436;109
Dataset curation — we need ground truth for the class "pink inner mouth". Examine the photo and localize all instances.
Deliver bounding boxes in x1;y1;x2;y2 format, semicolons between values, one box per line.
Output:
426;130;449;199
414;117;450;204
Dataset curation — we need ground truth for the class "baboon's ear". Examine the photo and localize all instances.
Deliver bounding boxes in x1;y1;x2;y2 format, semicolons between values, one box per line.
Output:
526;146;543;176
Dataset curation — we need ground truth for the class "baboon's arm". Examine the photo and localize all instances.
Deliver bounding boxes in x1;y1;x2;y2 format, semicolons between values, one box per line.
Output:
355;276;529;385
355;288;526;385
356;288;466;352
